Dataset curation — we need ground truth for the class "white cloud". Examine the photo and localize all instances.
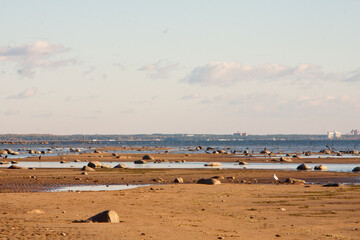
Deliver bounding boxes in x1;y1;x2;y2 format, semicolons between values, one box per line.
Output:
139;61;179;79
182;62;360;86
4;110;20;116
7;88;37;99
181;93;200;100
0;41;75;77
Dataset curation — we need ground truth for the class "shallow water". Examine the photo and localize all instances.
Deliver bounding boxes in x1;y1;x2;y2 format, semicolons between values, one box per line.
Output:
1;161;359;173
46;184;150;192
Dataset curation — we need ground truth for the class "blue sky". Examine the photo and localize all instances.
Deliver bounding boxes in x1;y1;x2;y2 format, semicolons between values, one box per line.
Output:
1;0;359;134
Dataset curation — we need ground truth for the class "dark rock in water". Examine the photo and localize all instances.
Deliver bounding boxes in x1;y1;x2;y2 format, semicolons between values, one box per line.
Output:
323;183;343;187
297;163;311;170
314;165;328;171
285;178;306;184
239;161;248;165
87;210;119;223
114;163;127;169
81;166;95;171
142;155;154;160
174;177;184;183
352;166;360;172
8;165;27;169
197;178;221;185
88;161;102;168
134;160;147;164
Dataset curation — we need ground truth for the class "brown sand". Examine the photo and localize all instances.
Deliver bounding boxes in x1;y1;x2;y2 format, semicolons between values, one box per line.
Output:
0;184;359;239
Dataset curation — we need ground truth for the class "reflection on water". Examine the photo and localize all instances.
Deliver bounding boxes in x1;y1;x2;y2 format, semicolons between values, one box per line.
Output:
1;161;359;173
47;184;150;192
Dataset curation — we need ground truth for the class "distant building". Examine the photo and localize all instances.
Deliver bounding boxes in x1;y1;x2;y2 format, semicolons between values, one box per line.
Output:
350;129;360;135
233;131;248;136
328;131;341;139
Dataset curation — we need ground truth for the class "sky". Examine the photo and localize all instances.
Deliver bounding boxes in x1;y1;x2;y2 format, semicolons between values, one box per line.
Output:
1;0;360;135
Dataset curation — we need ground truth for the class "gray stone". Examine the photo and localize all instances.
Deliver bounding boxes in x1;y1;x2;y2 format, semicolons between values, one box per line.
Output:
88;161;102;168
297;163;311;170
81;166;95;171
87;210;119;223
142;155;154;160
174;177;184;183
204;162;222;167
134;160;147;164
114;163;127;169
314;165;328;171
197;178;221;185
352;166;360;172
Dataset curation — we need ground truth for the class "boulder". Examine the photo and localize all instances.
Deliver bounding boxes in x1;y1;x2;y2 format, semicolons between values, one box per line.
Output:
297;163;311;170
101;164;111;168
81;172;88;175
134;160;147;164
74;159;81;162
352;166;360;172
314;165;328;171
10;161;18;164
87;161;102;168
142;155;154;160
174;177;184;183
81;166;95;171
239;161;248;165
197;178;221;185
204;162;222;167
87;210;119;223
280;157;292;162
211;176;224;179
114;164;127;169
285;178;306;184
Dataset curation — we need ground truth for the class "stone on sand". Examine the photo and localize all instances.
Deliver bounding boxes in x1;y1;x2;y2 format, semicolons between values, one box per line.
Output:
81;166;95;171
280;157;292;162
174;177;184;183
142;155;154;160
8;165;28;169
197;178;221;185
27;209;45;214
134;160;147;164
87;210;119;223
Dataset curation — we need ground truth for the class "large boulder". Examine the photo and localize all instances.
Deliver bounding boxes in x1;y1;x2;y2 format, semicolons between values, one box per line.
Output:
352;166;360;172
297;163;311;170
314;165;328;171
87;210;119;223
114;164;127;169
204;162;222;167
87;161;102;168
134;160;147;164
81;166;95;171
197;178;221;185
142;155;154;160
239;161;248;165
101;164;111;168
